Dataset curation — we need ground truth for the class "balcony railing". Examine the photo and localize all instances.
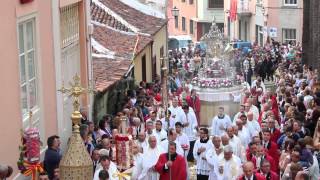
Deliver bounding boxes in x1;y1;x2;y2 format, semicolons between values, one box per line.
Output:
237;0;252;17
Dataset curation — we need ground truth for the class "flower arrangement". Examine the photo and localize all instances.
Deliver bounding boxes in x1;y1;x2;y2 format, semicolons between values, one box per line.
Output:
17;127;43;180
196;78;233;88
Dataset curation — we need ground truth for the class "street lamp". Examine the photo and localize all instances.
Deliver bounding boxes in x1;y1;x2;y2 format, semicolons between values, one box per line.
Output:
171;6;179;17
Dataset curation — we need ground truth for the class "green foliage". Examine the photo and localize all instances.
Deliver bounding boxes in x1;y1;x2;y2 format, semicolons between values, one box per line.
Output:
93;78;137;124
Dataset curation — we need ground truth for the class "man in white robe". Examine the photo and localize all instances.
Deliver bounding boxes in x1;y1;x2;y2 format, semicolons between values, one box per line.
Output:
193;128;214;179
215;145;242;180
153;120;168;144
131;144;143;180
168;97;184;123
206;136;223;180
245;99;259;121
235;119;251;148
211;107;232;136
233;105;246;123
145;121;156;142
135;132;148;153
175;122;190;158
246;111;261;138
138;136;165;180
226;127;246;163
160;110;176;131
160;128;184;156
181;105;198;161
93;156;118;180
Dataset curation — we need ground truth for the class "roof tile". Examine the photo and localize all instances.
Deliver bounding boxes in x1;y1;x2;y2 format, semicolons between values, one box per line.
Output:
97;0;167;35
93;57;132;92
93;24;152;59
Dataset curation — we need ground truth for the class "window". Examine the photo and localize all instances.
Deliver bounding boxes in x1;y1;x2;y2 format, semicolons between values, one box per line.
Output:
256;25;263;46
175;16;179;29
284;0;297;6
182;17;186;31
18;18;38;119
189;0;194;4
208;0;224;8
282;28;296;44
190;20;194;34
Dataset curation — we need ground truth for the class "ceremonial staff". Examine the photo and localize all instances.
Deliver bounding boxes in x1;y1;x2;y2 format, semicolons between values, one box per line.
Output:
161;56;172;180
58;74;94;180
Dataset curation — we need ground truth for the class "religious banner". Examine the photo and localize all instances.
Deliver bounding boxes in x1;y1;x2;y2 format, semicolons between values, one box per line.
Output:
230;0;238;22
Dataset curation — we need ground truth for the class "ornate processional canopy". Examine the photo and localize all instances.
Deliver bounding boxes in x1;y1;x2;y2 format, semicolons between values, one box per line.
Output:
200;16;225;59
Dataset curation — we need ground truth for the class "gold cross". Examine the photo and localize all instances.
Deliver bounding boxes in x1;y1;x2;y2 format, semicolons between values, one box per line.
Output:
58;74;93;112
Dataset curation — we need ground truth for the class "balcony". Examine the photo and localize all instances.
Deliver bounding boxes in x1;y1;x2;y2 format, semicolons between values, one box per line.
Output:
237;0;252;18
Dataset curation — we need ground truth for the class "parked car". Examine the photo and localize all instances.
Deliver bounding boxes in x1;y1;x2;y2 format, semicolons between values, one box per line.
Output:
230;41;252;54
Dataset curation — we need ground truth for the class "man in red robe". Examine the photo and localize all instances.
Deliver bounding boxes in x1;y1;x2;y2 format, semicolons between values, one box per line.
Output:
238;162;266;180
246;142;258;162
186;89;201;125
262;129;279;169
267;118;281;143
251;145;277;172
257;160;279;180
155;141;187;180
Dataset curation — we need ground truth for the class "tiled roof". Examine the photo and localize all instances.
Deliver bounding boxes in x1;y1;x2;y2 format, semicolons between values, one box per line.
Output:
91;2;132;32
93;57;132;92
97;0;167;35
93;24;152;59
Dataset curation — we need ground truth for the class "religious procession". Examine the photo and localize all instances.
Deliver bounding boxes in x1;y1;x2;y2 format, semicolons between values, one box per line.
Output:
1;0;320;180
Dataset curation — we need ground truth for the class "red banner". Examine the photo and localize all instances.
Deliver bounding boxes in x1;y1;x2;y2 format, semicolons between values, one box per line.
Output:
230;0;238;22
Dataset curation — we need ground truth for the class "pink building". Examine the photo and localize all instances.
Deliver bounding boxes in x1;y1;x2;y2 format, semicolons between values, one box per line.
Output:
224;0;303;45
169;0;225;42
0;0;91;178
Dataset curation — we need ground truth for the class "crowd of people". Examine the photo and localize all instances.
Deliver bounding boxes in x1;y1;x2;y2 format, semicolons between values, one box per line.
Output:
3;40;319;180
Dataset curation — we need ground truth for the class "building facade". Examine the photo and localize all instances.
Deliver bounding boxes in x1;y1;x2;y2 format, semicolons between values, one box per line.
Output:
169;0;224;42
90;0;167;120
0;0;90;177
224;0;303;46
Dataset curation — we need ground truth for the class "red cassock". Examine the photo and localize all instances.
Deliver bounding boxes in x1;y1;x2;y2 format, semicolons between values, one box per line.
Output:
186;96;201;112
251;154;277;172
257;170;279;180
246;148;254;161
155;153;187;180
270;128;281;143
265;141;280;167
262;96;280;123
237;173;266;180
186;95;201;124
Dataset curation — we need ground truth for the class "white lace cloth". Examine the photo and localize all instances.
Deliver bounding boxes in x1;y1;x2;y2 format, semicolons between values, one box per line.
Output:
193;86;243;102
